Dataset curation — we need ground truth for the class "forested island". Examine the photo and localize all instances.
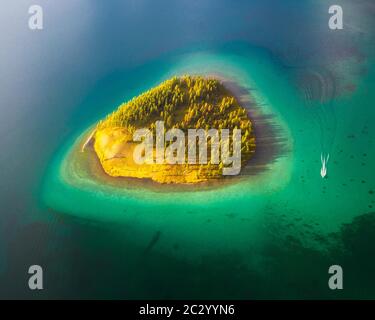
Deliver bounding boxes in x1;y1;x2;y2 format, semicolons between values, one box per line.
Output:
90;76;256;184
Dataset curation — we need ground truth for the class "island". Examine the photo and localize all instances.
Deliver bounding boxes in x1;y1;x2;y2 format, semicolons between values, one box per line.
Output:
89;76;256;184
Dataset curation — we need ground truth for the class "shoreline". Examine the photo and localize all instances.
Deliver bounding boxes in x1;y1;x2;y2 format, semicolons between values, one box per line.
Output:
62;75;290;193
81;129;96;152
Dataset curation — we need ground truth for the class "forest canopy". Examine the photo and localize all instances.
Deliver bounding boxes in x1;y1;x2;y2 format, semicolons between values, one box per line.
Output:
93;76;256;183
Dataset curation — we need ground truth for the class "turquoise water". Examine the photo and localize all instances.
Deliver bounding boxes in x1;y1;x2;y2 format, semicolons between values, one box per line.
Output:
42;47;295;260
41;43;375;298
1;0;374;299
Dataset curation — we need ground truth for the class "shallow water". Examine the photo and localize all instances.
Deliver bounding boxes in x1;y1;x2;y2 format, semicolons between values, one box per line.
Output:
1;0;374;299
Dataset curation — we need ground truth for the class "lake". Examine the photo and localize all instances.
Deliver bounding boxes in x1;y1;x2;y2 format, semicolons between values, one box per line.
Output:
0;0;374;299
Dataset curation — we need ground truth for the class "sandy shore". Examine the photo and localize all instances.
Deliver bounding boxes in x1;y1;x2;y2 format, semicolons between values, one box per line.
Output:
81;129;96;152
63;75;290;193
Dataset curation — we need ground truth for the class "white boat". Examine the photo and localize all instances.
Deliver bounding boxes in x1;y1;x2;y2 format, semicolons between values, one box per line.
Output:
320;153;329;178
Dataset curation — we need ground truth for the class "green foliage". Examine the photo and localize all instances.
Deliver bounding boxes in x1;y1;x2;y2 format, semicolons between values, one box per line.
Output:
97;75;255;161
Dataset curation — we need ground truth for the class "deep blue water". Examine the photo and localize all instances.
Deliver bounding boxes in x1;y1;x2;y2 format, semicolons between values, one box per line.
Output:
0;0;374;299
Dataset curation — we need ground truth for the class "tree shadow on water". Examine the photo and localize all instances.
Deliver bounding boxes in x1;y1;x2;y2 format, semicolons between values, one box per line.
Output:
222;79;291;177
